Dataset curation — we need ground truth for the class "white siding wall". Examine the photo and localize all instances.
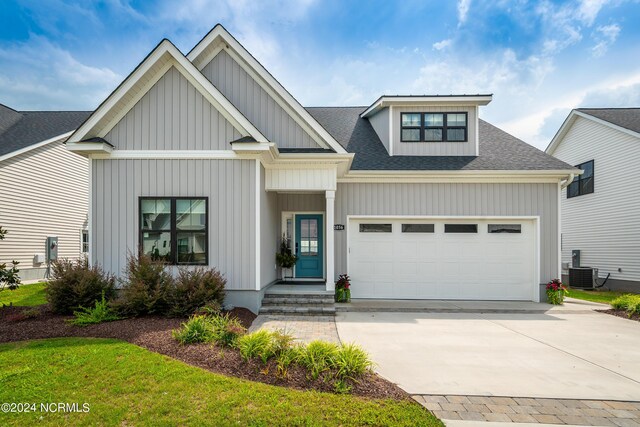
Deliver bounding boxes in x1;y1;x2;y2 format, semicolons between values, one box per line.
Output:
0;140;88;277
553;116;640;282
91;159;256;290
201;50;321;149
392;106;477;156
335;182;558;283
368;108;390;153
105;66;241;150
260;164;278;287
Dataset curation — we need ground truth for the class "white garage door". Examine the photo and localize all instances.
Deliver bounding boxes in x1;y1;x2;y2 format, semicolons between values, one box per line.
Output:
348;218;537;300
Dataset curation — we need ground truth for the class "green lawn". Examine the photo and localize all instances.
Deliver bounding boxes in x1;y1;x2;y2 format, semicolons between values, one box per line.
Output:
0;282;47;306
0;338;441;426
567;288;631;304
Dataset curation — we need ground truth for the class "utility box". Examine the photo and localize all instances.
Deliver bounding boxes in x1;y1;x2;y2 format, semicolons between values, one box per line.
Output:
571;250;581;268
46;236;58;262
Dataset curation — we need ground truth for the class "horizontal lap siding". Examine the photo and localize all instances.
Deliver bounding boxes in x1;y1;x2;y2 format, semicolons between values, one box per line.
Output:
105;66;241;150
92;159;256;290
553;117;640;282
0;140;88;271
335;182;558;283
202;50;320;149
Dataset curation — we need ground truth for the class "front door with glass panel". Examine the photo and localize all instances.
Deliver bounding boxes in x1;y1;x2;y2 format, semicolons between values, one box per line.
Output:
294;214;323;278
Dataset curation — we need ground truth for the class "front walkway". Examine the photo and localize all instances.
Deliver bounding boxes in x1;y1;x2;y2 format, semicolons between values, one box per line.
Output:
248;315;340;344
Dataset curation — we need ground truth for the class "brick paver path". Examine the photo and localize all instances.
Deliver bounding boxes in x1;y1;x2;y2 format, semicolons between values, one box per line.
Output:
413;395;640;425
249;315;341;344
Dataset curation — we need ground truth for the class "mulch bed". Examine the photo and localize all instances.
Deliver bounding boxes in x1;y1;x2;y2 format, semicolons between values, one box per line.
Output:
597;308;640;322
0;304;408;401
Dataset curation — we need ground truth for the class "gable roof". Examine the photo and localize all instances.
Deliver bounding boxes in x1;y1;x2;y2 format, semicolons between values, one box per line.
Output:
0;106;90;158
67;38;267;147
361;95;493;118
187;24;347;154
546;108;640;155
307;106;576;171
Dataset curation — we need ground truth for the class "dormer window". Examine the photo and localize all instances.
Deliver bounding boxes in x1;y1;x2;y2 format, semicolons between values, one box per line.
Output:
401;112;468;142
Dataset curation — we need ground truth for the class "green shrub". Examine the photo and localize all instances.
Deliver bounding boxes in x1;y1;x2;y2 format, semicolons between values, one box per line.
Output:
69;293;121;326
169;268;226;317
237;330;277;363
46;258;116;314
112;253;173;316
275;346;301;378
172;315;216;344
333;343;374;379
194;301;222;317
611;294;640;317
298;340;340;380
209;312;246;347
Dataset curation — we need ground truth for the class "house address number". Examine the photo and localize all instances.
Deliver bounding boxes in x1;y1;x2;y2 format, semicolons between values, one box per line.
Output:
334;224;345;231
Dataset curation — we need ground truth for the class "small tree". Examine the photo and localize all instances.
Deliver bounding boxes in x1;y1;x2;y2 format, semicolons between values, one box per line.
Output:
0;226;21;293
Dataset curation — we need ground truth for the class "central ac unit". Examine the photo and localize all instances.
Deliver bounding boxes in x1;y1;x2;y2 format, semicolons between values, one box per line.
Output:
569;267;599;289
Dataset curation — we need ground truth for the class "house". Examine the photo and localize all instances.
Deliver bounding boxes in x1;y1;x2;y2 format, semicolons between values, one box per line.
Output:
0;104;91;281
66;25;577;313
546;108;640;292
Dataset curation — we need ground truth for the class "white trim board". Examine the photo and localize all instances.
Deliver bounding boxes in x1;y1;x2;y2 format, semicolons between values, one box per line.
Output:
0;131;72;162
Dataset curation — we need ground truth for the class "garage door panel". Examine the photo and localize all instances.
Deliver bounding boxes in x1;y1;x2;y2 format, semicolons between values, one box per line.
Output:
349;218;536;301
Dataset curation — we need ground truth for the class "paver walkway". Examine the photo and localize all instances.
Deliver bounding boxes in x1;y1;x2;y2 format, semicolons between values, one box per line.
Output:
415;394;640;426
249;315;341;344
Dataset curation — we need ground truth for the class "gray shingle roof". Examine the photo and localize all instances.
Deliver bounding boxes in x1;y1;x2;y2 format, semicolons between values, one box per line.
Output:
0;106;92;157
306;106;576;171
577;108;640;135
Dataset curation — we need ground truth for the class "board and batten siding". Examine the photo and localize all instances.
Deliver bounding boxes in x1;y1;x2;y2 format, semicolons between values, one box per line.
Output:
105;66;242;150
335;182;559;284
0;139;88;278
392;106;477;156
260;164;278;287
91;159;256;290
201;50;321;149
553;116;640;282
368;108;390;154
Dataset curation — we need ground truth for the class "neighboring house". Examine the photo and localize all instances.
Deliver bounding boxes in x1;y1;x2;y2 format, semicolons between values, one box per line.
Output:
66;25;577;313
546;108;640;292
0;104;91;281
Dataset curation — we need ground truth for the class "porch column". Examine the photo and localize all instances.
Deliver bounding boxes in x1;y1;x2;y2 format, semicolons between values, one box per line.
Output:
325;190;335;291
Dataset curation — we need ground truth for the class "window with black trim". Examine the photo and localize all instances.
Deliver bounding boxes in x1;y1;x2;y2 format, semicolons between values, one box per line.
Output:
359;224;392;233
81;229;89;253
402;224;434;233
444;224;477;233
140;197;208;265
400;112;468;142
488;224;522;234
567;160;594;198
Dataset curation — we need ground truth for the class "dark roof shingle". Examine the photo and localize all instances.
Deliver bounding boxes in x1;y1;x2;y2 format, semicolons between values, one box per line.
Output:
306;106;575;171
577;108;640;135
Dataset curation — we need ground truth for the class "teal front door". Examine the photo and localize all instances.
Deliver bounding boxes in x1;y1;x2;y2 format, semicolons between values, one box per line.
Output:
295;214;323;278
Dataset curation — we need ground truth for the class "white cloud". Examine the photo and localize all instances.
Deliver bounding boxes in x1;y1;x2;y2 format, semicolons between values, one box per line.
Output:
577;0;610;26
592;23;621;57
457;0;472;26
432;39;452;51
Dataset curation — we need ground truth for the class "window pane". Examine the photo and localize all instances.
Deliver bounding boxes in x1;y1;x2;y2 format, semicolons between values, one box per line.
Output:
401;113;421;127
444;224;477;233
488;224;522;233
359;224;392;233
177;232;207;265
581;161;593;178
567;181;579;198
424;128;443;141
447;113;467;127
309;219;318;238
401;128;420;141
141;199;171;230
425;113;444;127
309;239;318;255
402;224;434;233
176;199;206;231
581;177;594;194
301;240;310;253
141;231;172;262
447;128;465;141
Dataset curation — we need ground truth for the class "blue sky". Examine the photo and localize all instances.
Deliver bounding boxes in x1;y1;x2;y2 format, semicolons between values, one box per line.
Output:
1;0;639;149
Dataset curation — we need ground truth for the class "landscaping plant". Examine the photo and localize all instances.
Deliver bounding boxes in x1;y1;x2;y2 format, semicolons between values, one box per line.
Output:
298;340;340;380
275;235;297;280
546;279;567;305
209;312;246;347
335;274;351;303
46;258;116;314
169;268;226;317
0;226;21;294
610;294;640;318
69;292;122;326
237;329;278;363
173;315;216;344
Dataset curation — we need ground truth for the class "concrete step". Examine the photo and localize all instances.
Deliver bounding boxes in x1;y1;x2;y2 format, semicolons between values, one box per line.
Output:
262;297;335;305
259;306;336;315
263;292;333;299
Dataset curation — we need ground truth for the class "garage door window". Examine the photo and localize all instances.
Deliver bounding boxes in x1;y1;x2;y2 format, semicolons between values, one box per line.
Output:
444;224;477;233
402;224;434;233
488;224;522;234
359;224;392;233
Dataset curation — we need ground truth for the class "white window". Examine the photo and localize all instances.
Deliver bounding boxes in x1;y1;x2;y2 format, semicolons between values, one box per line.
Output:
81;229;89;253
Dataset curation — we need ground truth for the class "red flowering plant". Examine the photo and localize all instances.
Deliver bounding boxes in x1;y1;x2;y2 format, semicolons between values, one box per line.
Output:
335;274;351;303
546;278;568;305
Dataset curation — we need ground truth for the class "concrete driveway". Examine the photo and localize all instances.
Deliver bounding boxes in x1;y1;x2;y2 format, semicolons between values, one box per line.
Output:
335;300;640;401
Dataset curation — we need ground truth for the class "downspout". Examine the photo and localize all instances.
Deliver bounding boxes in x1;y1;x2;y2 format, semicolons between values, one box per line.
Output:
560;173;575;189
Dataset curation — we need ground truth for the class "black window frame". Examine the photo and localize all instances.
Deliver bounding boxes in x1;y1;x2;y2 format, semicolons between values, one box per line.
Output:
400;112;468;143
139;197;209;266
567;160;594;199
